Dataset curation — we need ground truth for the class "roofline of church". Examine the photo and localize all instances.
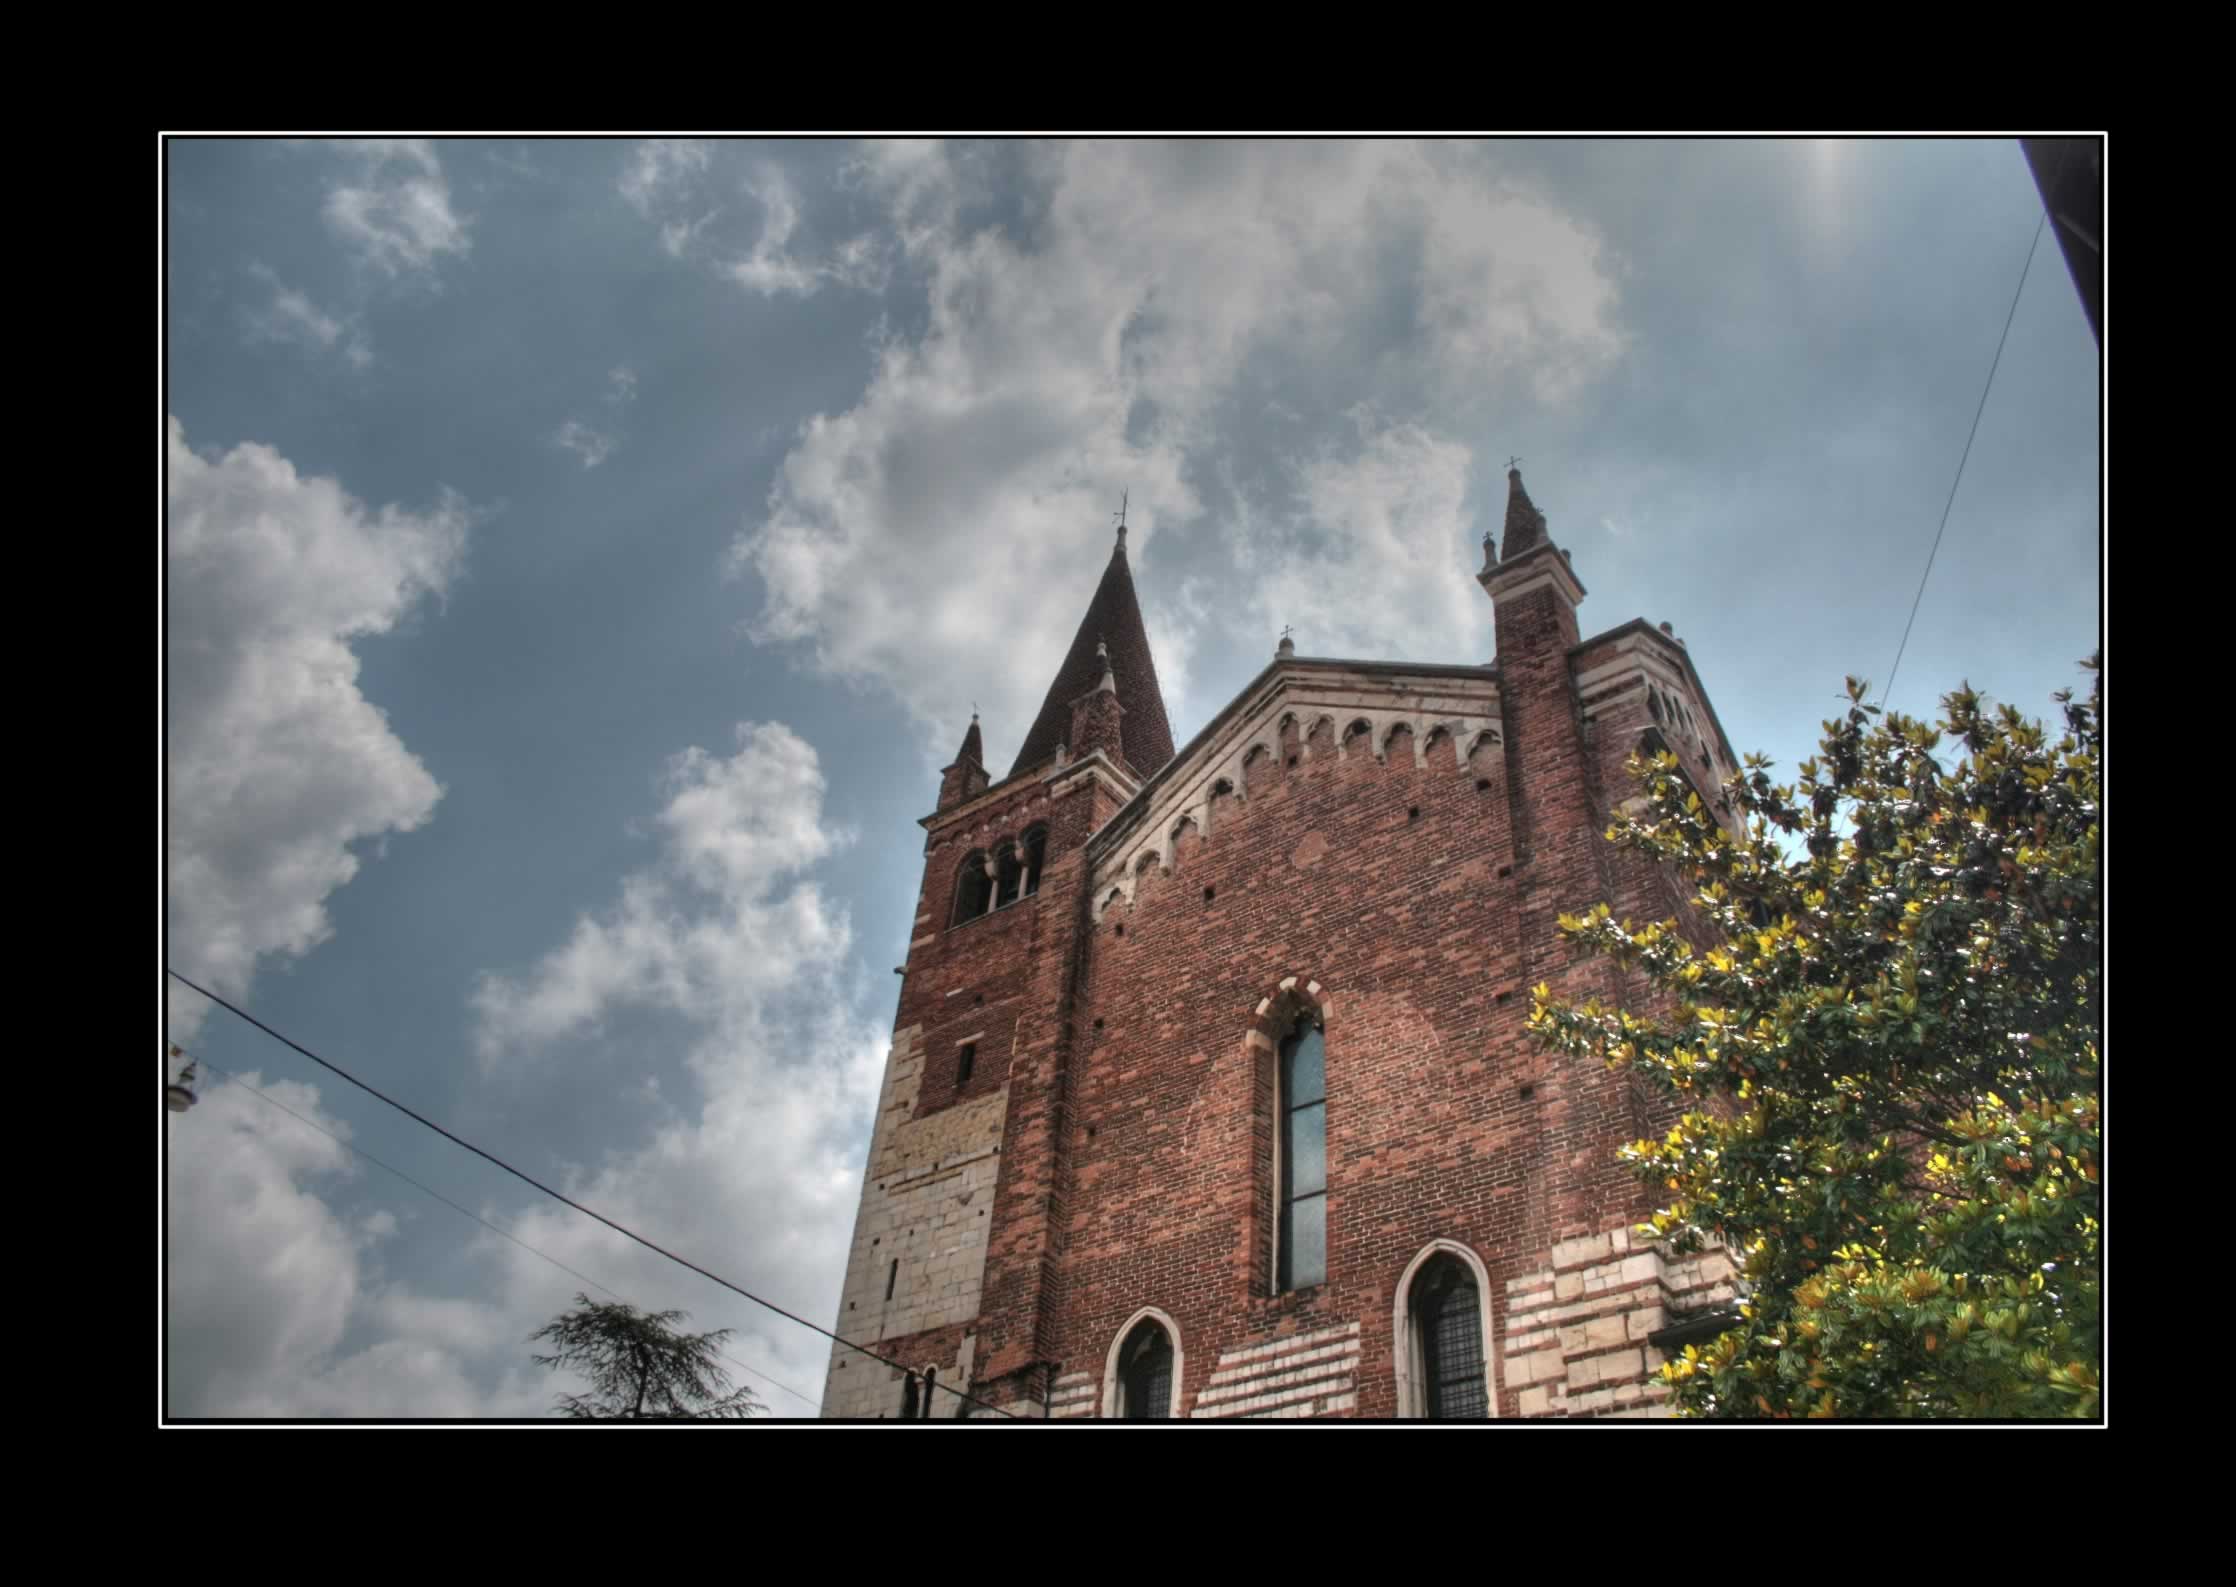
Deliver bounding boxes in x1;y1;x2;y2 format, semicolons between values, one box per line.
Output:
930;655;1505;841
919;758;1047;835
920;745;1144;838
926;627;1741;850
1571;617;1741;778
1085;655;1502;863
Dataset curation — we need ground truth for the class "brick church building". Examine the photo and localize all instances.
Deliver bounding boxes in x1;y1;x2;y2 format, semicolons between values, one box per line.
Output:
821;467;1748;1420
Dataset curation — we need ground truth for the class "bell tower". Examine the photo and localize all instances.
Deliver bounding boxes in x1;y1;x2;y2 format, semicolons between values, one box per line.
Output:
820;524;1172;1418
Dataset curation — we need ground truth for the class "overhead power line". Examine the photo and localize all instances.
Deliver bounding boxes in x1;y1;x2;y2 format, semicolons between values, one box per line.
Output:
1883;210;2047;710
173;1048;821;1414
166;969;1018;1419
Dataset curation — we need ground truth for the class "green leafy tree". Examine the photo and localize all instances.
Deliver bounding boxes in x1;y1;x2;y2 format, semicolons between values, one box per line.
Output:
1529;661;2100;1418
530;1294;763;1420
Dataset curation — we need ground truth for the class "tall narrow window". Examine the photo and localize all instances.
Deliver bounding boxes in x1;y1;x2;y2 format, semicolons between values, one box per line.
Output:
1020;826;1047;898
921;1367;939;1419
994;843;1023;908
1278;1021;1327;1291
885;1258;899;1301
956;1043;977;1089
1117;1320;1174;1420
900;1371;920;1419
1411;1254;1488;1418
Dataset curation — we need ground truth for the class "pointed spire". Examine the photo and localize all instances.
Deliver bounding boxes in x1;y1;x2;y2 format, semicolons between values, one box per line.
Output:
1010;532;1174;778
937;708;991;810
1501;465;1551;559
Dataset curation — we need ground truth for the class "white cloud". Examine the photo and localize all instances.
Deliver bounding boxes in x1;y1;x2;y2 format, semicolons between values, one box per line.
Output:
552;418;615;470
471;719;884;1412
163;1070;559;1417
472;722;852;1054
1240;414;1484;664
165;1072;363;1412
731;141;1622;763
618;140;873;298
660;210;719;259
322;139;469;279
243;266;372;367
723;165;821;297
552;370;639;469
619;138;712;219
620;140;720;261
825;230;890;293
165;417;469;1044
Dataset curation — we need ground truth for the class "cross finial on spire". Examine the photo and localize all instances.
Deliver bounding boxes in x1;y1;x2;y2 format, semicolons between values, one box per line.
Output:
1113;490;1128;546
1506;455;1523;473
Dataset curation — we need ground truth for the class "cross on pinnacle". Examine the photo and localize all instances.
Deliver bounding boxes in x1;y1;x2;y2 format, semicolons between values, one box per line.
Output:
1114;491;1128;542
1506;455;1523;472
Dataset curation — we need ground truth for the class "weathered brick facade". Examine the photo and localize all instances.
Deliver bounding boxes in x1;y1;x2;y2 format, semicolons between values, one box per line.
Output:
822;470;1747;1420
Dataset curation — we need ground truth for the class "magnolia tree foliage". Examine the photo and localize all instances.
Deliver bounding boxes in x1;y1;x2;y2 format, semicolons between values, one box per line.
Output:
530;1293;763;1420
1530;663;2100;1419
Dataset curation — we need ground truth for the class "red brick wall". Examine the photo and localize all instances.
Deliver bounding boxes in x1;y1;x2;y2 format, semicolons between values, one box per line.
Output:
838;574;1736;1417
1018;629;1672;1415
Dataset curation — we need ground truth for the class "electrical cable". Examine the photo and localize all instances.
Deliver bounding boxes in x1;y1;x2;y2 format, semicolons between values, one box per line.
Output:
1883;210;2047;710
171;1047;822;1414
166;970;1018;1418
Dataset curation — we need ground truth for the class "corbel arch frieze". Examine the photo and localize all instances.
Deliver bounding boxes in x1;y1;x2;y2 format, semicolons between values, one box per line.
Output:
1090;684;1504;901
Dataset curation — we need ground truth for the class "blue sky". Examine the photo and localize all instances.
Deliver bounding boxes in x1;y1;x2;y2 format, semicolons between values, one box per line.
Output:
163;137;2099;1416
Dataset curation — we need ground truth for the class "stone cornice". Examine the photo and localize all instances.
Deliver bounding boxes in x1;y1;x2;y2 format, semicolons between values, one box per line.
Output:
921;758;1058;836
1480;541;1587;606
1571;617;1739;777
1043;747;1141;803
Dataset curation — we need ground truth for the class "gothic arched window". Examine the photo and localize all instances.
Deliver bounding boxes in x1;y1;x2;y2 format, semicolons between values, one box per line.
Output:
1116;1320;1175;1420
994;842;1023;909
953;851;992;925
1020;825;1047;898
1409;1253;1488;1418
1278;1020;1327;1291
